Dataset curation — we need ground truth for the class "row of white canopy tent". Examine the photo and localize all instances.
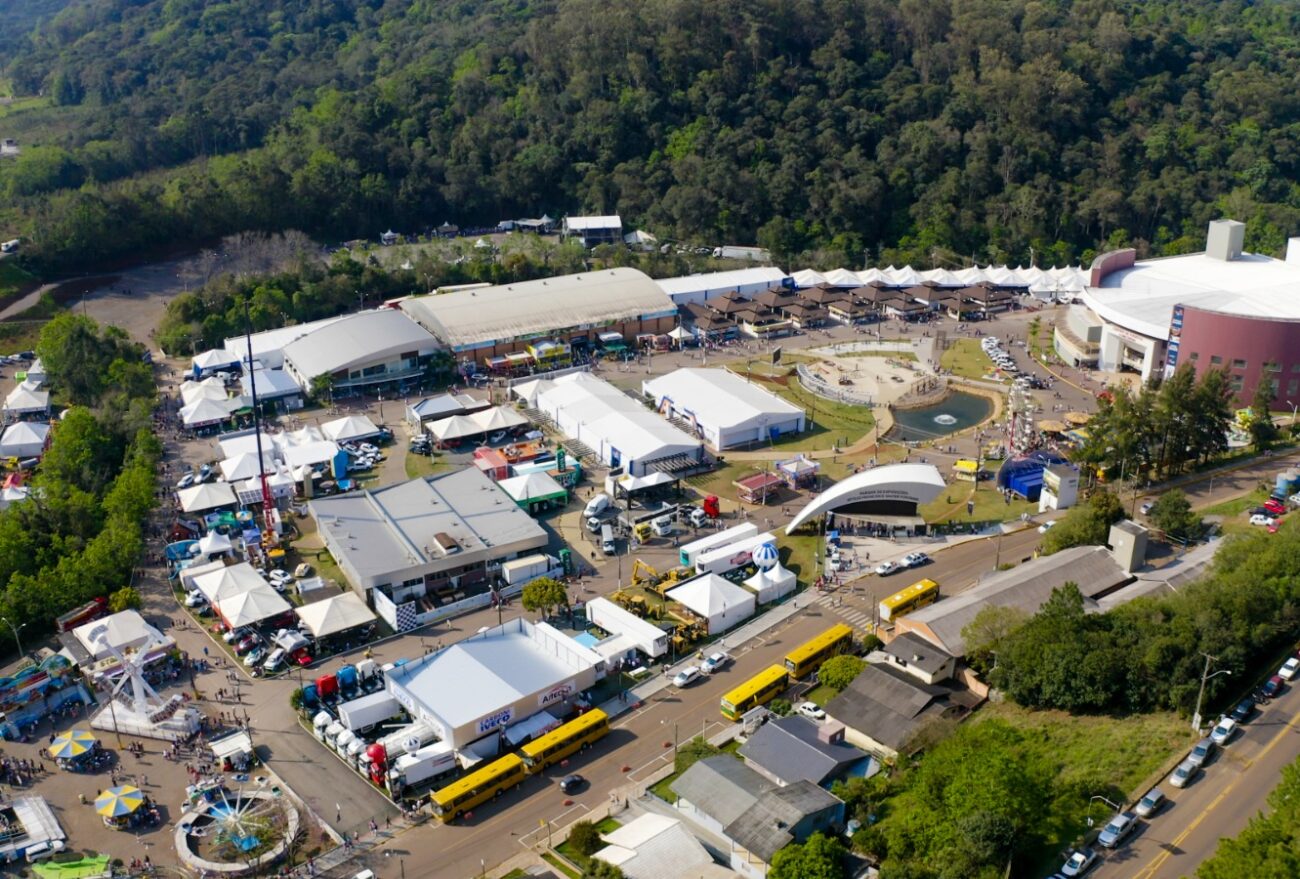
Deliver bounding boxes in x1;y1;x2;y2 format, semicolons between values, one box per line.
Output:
790;264;1089;294
4;383;49;419
294;592;375;638
426;406;528;442
320;414;382;443
191;348;242;375
188;562;291;628
180;396;241;428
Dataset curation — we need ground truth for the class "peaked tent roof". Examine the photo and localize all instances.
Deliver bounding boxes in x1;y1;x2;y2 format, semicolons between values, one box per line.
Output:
192;562;266;604
196;530;233;556
4;384;49;412
0;421;49;456
293;592;377;638
470;406;528;432
666;573;755;617
192;348;241;370
176;481;238;513
215;583;291;628
497;471;567;503
321;414;382;442
180;397;234;427
219;452;276;483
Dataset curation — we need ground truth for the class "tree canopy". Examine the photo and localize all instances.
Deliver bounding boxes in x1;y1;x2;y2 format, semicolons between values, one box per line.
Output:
1198;755;1300;878
7;1;1300;269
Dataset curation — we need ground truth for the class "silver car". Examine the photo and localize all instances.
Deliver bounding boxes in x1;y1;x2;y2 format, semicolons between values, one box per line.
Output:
1187;737;1215;769
1170;758;1199;788
1098;812;1137;849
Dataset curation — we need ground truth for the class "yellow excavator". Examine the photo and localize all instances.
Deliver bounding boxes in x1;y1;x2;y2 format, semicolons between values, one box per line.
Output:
631;559;687;595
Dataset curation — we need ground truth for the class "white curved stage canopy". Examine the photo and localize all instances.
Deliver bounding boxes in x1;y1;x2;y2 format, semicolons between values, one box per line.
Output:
784;463;946;533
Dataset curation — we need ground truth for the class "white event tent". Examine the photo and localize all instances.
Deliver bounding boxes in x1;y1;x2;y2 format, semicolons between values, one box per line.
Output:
180;397;235;428
0;421;50;458
665;574;756;634
215;585;291;629
191;562;267;604
321;414;382;443
3;384;49;418
176;481;238;513
744;563;796;604
294;593;377;638
643;368;805;449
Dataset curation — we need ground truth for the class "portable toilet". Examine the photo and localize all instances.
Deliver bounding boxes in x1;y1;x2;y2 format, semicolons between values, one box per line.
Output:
312;711;332;739
301;683;319;708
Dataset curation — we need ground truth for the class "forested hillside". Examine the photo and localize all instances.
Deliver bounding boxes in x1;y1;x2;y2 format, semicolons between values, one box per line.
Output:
5;0;1300;270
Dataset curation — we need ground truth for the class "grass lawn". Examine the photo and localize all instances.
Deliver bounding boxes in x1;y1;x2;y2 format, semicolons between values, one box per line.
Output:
404;451;453;479
717;361;877;452
0;260;36;301
921;481;1037;526
940;338;1002;381
554;816;622;865
540;853;580;879
648;739;742;802
803;683;838;707
1200;485;1270;518
776;533;821;583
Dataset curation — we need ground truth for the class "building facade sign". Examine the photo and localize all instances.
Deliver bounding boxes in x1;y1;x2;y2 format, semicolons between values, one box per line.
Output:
539;683;574;709
477;708;514;735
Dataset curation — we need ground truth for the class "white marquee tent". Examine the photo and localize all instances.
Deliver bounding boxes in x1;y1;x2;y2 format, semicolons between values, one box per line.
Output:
0;421;50;458
176;481;238;513
219;452;276;483
321;414;382;443
191;562;267;604
192;348;241;374
744;563;796;604
180;397;235;428
196;530;234;558
294;592;377;638
665;573;756;635
643;368;805;449
215;584;291;628
180;376;229;407
3;384;49;418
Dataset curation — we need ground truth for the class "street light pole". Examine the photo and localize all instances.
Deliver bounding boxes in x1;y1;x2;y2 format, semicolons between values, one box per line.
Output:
1192;653;1231;733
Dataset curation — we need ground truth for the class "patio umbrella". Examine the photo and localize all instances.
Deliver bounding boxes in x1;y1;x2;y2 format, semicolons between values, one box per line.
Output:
1064;411;1091;426
50;729;97;760
95;785;145;818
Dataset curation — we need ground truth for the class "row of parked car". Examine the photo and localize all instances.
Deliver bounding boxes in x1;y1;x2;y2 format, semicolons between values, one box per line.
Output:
1053;654;1295;876
873;551;930;577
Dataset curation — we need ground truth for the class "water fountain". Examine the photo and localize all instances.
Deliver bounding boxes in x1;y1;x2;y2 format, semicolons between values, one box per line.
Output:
888;391;993;442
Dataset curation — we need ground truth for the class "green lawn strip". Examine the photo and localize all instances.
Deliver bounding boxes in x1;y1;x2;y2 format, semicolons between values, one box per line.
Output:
775;533;821;583
540;852;581;879
940;337;1002;381
802;683;838;707
1200;485;1270;518
404;451;453;479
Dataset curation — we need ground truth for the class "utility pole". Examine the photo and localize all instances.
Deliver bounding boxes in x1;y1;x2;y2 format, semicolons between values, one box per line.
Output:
1192;653;1231;733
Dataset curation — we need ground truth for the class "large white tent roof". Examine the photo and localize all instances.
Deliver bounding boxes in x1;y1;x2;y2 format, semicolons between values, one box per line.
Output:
321;414;382;442
426;406;528;441
180;376;229;407
4;384;49;413
197;530;233;556
643;368;803;431
281;310;437;382
176;481;238;513
498;471;567;503
216;584;291;628
281;440;339;469
294;592;376;638
180;397;234;427
666;573;755;618
0;421;49;457
192;348;240;370
399;268;675;349
191;562;266;604
219;452;276;482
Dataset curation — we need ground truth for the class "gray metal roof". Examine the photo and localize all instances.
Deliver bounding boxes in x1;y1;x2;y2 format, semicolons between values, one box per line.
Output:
738;716;865;786
724;781;842;863
281;310;438;380
901;545;1129;655
825;664;954;752
308;468;547;584
883;632;953;675
671;756;771;827
399;268;675;349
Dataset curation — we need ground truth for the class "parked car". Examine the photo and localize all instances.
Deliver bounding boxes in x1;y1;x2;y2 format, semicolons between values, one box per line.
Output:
902;551;930;568
702;652;731;674
268;569;293;586
672;667;701;688
1169;758;1199;788
243;646;268;668
1264;498;1286;515
875;561;900;576
1250;514;1278;527
1060;848;1098;877
1210;716;1237;746
559;774;586;794
1134;788;1165;818
1280;657;1300;681
1139;501;1154;515
1230;697;1256;723
235;634;262;656
797;701;826;721
176;473;197;489
1187;737;1215;768
1262;674;1285;698
262;648;287;673
1038;520;1056;534
184;590;207;608
1098;812;1137;849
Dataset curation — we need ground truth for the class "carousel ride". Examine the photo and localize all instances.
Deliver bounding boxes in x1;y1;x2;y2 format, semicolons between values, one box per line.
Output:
175;778;302;876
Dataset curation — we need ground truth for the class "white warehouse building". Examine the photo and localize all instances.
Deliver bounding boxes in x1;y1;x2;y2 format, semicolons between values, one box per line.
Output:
655;267;790;307
522;372;703;476
643;368;806;449
384;617;604;751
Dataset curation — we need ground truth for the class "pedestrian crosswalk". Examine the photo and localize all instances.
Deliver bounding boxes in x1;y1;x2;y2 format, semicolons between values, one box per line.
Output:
811;591;875;632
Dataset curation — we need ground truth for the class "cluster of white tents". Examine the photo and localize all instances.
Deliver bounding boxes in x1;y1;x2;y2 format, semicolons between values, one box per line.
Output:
790;264;1089;299
183;560;376;635
426;405;528;443
179;376;241;428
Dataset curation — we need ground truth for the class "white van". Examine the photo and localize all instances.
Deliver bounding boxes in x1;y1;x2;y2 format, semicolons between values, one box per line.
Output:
586;516;603;533
584;493;611;518
262;648;287;673
25;840;64;863
601;524;616;555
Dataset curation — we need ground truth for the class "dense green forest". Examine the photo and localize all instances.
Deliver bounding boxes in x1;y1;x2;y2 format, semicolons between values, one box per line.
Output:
5;0;1300;271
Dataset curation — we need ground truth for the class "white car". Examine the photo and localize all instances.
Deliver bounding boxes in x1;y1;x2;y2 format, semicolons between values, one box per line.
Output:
796;701;826;721
1210;716;1237;745
902;552;930;568
176;473;197;489
1281;657;1300;681
184;590;207;608
1037;520;1056;534
1250;514;1278;527
1169;758;1199;788
267;569;293;586
875;561;900;576
672;667;701;688
702;652;731;674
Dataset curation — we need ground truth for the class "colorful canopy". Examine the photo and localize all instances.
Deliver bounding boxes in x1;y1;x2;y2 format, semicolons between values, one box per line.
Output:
50;729;97;760
95;785;145;818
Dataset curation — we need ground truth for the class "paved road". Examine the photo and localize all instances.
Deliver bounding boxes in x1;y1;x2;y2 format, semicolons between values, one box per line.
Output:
1090;684;1300;879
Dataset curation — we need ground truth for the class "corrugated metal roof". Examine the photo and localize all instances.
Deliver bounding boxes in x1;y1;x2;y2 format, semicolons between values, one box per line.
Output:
280;310;438;380
400;268;674;349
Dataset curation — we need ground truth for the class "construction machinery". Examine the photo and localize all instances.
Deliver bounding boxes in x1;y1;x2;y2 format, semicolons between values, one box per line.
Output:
630;559;688;596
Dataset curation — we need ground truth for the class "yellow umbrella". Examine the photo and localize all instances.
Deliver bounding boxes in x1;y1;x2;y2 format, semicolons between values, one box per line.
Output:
1037;419;1068;433
95;785;145;818
50;729;97;760
1064;411;1091;425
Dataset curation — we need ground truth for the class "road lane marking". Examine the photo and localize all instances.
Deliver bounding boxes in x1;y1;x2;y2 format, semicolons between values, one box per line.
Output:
1132;703;1300;879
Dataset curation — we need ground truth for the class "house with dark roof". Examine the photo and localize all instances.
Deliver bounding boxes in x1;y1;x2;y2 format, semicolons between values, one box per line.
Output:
879;632;957;685
738;716;870;788
824;663;978;759
671;755;844;872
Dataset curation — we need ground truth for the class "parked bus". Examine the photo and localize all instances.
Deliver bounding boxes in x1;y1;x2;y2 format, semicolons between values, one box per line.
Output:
879;578;940;623
720;665;790;721
430;753;527;822
520;709;610;772
784;623;855;679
